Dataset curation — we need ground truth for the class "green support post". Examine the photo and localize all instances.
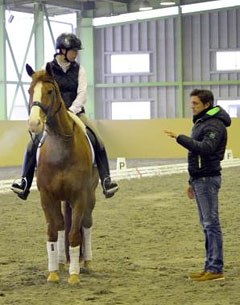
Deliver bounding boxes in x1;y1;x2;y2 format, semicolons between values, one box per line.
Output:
77;16;95;119
34;3;45;70
176;4;184;118
0;1;7;120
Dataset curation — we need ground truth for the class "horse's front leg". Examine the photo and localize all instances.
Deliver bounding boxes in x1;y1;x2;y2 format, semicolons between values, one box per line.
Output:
40;192;64;283
68;200;85;285
81;190;96;272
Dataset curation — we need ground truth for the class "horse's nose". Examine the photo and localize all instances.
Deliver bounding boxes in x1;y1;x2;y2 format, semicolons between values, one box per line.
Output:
28;118;42;133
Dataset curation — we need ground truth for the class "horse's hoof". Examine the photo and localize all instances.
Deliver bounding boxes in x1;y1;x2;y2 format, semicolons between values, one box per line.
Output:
81;260;93;274
47;271;60;283
68;274;80;285
59;263;68;272
84;260;91;268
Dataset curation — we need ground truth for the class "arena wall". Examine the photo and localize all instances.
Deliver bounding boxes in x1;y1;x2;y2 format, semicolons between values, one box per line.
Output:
0;118;239;167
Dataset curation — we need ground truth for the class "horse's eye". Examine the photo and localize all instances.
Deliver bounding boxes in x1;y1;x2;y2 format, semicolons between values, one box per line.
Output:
47;89;53;94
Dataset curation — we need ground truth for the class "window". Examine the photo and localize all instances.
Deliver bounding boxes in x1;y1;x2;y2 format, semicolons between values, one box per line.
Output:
112;101;151;120
111;53;150;74
216;51;240;71
217;100;240;118
5;10;75;120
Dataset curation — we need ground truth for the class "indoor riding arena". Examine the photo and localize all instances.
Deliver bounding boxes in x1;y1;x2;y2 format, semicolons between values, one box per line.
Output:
1;1;240;305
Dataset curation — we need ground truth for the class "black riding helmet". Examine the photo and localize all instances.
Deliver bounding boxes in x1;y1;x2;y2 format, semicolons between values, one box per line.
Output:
56;33;82;51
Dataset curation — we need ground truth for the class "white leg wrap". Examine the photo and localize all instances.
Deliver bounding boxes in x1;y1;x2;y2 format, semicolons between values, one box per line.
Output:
47;241;58;272
69;246;80;275
57;230;65;264
82;227;92;261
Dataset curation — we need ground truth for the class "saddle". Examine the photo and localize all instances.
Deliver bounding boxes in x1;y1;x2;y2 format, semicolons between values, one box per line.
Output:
68;111;96;164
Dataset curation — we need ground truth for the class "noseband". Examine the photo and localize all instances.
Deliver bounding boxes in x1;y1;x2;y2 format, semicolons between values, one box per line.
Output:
31;100;62;119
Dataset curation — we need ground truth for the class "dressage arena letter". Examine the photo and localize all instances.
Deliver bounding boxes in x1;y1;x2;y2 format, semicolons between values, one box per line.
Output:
117;157;127;171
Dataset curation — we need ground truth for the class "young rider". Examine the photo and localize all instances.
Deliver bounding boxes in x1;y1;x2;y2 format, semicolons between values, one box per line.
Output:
11;32;119;200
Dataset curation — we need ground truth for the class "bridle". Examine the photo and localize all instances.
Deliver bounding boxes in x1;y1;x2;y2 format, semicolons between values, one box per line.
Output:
30;79;61;117
29;80;75;140
31;100;62;119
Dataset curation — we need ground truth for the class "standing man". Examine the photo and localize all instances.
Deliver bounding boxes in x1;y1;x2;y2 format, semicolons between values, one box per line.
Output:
164;89;231;281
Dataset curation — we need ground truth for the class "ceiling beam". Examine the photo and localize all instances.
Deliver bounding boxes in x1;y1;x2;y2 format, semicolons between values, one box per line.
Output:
111;0;129;3
101;0;130;4
5;0;34;5
5;0;82;11
39;0;82;10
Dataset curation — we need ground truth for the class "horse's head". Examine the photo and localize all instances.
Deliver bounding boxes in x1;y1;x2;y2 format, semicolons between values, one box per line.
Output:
27;63;62;134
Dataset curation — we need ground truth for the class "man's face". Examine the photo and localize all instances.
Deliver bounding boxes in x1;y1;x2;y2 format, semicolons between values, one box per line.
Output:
190;95;210;116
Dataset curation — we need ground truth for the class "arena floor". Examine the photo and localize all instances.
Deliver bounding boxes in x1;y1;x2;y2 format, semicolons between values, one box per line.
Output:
0;166;240;305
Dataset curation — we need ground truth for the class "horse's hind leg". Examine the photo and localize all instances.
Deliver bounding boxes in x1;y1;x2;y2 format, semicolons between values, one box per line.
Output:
81;187;97;272
82;210;93;271
67;200;85;285
63;201;71;263
81;227;92;272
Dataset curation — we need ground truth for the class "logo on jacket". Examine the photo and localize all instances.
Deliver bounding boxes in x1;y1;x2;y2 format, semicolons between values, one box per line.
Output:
209;132;216;139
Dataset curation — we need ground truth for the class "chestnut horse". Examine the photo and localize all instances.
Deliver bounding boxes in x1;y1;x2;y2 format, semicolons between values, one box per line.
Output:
26;63;99;284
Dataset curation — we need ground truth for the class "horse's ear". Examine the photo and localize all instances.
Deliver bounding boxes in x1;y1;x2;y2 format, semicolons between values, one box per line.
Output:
26;64;35;77
46;62;54;77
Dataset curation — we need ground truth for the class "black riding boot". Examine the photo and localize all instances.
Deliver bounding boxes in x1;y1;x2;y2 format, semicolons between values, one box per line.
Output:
87;128;119;198
95;146;119;198
11;138;39;200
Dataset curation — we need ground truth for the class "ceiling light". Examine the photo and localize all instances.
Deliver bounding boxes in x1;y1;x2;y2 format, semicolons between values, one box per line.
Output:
139;0;153;11
160;0;176;6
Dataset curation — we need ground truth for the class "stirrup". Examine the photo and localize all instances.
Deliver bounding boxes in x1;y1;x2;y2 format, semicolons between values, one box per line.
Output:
102;176;111;192
11;177;28;194
21;177;28;192
102;177;119;197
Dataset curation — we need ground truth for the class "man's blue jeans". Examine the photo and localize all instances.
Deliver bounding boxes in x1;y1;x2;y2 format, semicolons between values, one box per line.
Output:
191;176;223;273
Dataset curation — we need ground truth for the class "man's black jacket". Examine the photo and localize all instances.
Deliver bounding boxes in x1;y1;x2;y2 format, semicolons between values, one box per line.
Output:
176;106;231;179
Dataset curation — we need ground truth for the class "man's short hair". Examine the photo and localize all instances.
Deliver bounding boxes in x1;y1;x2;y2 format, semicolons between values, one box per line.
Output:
190;89;214;107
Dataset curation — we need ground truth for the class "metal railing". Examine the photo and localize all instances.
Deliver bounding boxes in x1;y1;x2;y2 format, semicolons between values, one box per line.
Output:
1;158;240;194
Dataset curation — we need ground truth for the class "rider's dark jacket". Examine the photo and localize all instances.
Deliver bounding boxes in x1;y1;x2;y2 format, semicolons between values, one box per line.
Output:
176;106;231;180
49;56;79;109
